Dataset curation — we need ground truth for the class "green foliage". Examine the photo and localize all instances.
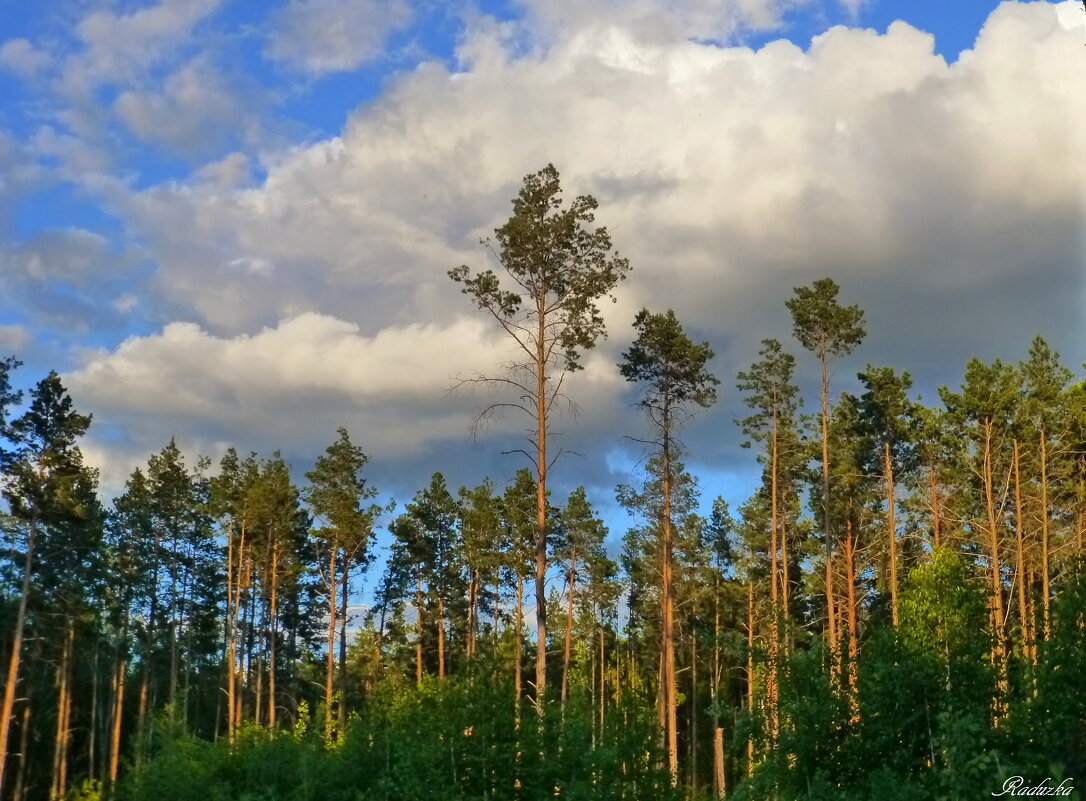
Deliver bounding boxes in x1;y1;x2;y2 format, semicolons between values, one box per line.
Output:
121;678;679;801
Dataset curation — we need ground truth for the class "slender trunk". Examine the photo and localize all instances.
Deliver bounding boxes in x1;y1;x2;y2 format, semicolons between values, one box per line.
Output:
598;626;605;736
13;693;31;801
231;534;247;732
534;312;548;703
844;519;859;723
169;534;179;712
885;442;899;626
826;551;837;686
268;540;279;729
225;523;238;743
781;520;790;625
109;649;127;790
493;580;501;657
983;418;1007;706
51;623;75;801
438;595;446;680
338;558;349;729
87;642;98;782
1013;441;1034;664
746;569;755;778
768;408;780;740
467;569;479;659
561;549;576;706
661;432;679;783
1039;430;1051;641
325;544;338;739
415;573;424;687
138;522;163;756
515;574;524;700
0;514;36;797
1077;458;1085;551
690;628;698;790
929;463;942;549
712;573;721;741
714;727;726;799
819;346;835;653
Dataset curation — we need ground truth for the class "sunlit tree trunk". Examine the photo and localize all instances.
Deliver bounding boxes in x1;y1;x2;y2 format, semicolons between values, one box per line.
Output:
415;573;424;687
1039;430;1051;641
885;442;899;626
338;558;349;728
982;418;1008;706
844;520;859;723
534;311;549;703
13;694;31;801
51;623;75;801
268;540;279;729
325;544;338;738
0;514;36;797
561;548;577;706
437;596;446;680
1013;441;1034;665
929;463;942;549
746;566;755;778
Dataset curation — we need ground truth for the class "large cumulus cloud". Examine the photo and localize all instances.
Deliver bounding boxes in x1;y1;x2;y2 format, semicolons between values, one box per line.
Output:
43;0;1086;514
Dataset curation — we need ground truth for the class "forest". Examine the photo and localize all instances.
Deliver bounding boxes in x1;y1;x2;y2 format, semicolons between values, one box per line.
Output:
1;166;1084;801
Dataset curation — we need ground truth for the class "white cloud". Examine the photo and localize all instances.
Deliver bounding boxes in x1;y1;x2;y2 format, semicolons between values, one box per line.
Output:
113;56;250;156
0;39;50;77
0;325;31;352
67;0;223;90
66;313;514;463
42;1;1086;501
265;0;413;75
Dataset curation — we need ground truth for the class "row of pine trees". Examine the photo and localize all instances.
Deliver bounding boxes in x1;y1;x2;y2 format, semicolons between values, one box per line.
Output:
1;167;1085;800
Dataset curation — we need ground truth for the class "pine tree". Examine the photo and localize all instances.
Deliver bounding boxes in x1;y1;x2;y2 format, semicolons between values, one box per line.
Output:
0;372;94;796
450;165;631;699
785;277;865;659
304;429;379;738
619;308;718;782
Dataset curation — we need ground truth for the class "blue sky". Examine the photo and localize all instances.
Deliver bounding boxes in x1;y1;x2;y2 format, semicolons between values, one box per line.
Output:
0;0;1083;600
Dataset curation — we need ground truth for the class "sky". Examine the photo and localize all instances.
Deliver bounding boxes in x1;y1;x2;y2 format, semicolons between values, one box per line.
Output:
1;0;1084;593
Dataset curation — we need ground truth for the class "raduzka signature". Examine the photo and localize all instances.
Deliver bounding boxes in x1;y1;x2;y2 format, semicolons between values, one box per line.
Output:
992;777;1074;797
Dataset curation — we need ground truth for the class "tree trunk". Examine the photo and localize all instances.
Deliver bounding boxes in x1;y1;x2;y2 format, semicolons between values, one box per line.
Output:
661;436;679;783
819;344;835;654
109;648;127;791
268;540;279;729
534;314;549;703
12;692;31;801
438;595;446;680
325;544;338;739
1039;430;1051;641
982;418;1008;706
690;627;698;790
515;574;524;702
561;549;577;706
1013;440;1034;664
599;626;605;736
768;409;780;740
467;569;479;659
338;557;349;729
51;623;75;801
0;514;36;797
90;642;99;782
844;519;859;723
746;567;755;778
885;441;899;626
415;573;424;687
714;727;726;799
929;463;942;549
168;530;180;713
